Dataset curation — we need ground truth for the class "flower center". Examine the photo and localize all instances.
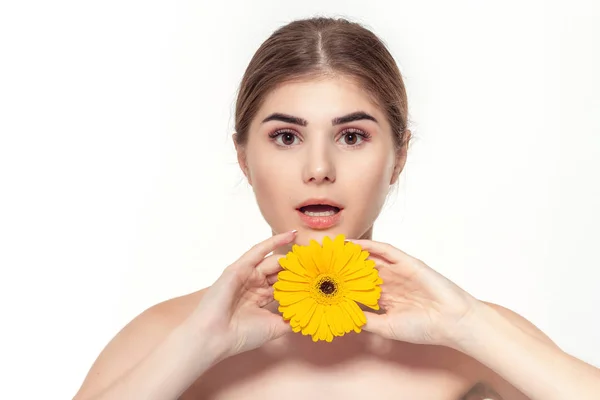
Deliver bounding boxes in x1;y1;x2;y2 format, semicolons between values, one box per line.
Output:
319;279;336;295
310;274;344;306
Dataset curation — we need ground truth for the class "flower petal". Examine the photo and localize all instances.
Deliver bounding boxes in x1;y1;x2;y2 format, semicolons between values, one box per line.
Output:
308;239;325;274
321;236;334;273
279;253;309;277
341;299;367;327
325;305;339;336
273;280;310;292
303;303;324;337
275;290;310;306
348;299;368;325
342;266;377;283
332;234;346;267
344;272;380;291
345;288;381;310
327;330;334;342
280;296;313;320
316;311;330;342
339;300;360;332
333;233;345;249
333;238;355;274
344;281;376;292
296;299;318;327
338;243;363;275
277;270;311;283
329;303;345;335
293;245;319;277
340;304;356;333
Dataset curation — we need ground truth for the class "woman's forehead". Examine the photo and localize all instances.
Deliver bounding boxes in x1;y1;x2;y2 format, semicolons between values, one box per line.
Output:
254;76;386;125
253;78;386;131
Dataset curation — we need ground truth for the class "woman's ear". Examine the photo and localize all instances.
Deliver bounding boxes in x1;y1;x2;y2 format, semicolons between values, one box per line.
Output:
390;130;411;185
233;133;252;185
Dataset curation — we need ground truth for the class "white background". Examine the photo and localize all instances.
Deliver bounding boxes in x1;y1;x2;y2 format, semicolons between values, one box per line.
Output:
1;0;599;398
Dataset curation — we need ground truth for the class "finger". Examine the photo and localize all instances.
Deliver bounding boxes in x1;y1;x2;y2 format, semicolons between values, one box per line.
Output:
267;313;293;339
237;230;298;268
362;311;394;339
256;253;284;278
266;271;280;286
362;253;390;270
257;285;275;308
197;269;242;312
346;239;412;264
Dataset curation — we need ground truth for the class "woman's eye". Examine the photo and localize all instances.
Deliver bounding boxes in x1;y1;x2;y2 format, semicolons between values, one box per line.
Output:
339;131;365;146
280;132;296;145
271;130;367;147
271;131;299;146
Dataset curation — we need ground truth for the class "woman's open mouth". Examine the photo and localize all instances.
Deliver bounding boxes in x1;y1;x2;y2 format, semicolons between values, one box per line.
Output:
296;203;343;230
299;204;340;216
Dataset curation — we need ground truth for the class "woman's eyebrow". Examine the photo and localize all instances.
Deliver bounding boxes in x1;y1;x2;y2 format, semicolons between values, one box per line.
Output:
261;111;378;126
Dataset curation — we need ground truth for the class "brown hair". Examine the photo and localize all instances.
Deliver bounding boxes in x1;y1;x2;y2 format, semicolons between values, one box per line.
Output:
234;17;411;151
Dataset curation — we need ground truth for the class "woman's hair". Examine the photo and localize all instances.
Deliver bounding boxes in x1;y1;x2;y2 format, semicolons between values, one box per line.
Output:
233;17;411;151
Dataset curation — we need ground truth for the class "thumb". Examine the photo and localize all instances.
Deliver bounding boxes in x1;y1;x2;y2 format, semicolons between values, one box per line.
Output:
362;312;394;339
268;314;293;340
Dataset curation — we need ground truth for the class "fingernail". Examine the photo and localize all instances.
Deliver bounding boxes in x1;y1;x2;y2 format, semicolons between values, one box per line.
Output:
290;229;298;234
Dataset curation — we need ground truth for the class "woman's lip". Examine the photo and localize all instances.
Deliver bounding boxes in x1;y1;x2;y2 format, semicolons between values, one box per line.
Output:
296;209;342;230
295;198;344;210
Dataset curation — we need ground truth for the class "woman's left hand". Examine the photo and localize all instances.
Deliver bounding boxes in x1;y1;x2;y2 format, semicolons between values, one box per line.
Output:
348;239;483;348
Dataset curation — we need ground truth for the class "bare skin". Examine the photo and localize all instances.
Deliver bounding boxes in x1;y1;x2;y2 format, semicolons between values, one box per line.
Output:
182;297;543;399
73;76;600;399
73;284;548;400
72;229;595;400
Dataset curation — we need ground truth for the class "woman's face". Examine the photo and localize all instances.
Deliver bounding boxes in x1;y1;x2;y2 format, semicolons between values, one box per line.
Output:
236;75;408;246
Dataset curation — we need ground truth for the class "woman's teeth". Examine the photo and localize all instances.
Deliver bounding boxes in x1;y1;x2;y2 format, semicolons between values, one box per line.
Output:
303;209;337;217
297;204;342;229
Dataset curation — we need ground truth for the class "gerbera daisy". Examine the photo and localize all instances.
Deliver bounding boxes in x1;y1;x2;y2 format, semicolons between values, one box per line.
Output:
273;233;383;342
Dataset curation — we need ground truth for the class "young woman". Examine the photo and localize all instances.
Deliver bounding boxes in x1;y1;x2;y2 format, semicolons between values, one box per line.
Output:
73;17;600;400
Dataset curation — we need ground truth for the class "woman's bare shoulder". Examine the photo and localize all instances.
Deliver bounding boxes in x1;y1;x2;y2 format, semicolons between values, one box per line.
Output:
148;288;208;324
73;288;208;399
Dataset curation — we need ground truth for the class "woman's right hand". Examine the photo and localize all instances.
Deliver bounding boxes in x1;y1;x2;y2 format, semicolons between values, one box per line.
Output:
188;230;298;361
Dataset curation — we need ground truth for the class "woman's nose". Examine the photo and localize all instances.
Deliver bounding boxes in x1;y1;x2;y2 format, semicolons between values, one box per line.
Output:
302;141;336;184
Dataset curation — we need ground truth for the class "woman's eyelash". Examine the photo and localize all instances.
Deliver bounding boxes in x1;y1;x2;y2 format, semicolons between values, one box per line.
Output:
342;128;372;140
268;129;297;139
268;128;371;145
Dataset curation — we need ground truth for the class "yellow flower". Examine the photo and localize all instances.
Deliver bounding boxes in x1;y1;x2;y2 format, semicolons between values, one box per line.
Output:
273;234;383;342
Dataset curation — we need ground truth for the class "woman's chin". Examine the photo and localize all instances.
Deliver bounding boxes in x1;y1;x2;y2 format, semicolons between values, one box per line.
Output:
291;229;352;245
